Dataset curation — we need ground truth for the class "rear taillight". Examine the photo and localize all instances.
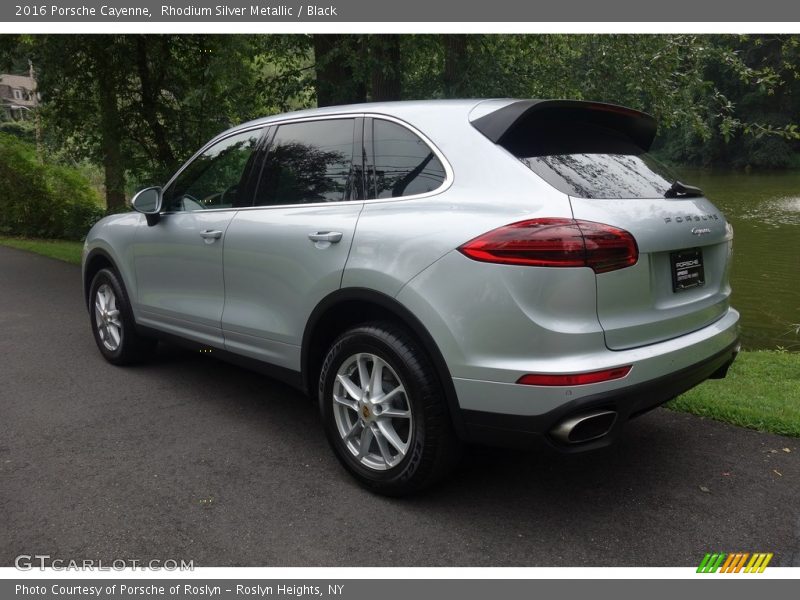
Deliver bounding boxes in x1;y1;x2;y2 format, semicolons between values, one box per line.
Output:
458;218;638;273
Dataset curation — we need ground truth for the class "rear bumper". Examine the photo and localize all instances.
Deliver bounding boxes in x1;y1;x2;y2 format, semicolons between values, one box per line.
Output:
456;327;740;451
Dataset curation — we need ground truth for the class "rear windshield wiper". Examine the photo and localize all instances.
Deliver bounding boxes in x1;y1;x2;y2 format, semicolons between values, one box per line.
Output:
664;180;704;198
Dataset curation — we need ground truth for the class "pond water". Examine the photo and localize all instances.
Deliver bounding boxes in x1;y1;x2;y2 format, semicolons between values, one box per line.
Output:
676;169;800;351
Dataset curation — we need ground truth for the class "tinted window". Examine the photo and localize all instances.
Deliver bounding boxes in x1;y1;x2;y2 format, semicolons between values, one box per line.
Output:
255;119;355;206
521;153;678;199
163;129;262;211
504;118;678;199
369;119;446;199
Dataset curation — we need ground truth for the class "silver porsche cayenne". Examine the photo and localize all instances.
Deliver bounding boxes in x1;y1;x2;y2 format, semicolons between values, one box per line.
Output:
82;99;740;494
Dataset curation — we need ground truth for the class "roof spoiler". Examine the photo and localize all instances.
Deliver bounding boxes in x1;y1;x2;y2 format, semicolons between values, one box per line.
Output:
471;100;657;153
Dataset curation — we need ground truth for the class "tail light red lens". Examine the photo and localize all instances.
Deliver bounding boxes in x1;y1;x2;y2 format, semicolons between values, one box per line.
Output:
517;366;632;386
458;218;638;273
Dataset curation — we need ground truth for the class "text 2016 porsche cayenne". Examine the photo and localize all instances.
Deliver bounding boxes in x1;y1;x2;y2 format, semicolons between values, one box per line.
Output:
83;99;740;494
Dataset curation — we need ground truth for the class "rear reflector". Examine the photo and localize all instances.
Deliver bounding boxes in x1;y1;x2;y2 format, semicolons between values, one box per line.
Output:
517;366;632;386
458;218;638;273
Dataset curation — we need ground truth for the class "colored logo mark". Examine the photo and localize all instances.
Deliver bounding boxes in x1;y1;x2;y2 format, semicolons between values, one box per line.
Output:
697;552;773;573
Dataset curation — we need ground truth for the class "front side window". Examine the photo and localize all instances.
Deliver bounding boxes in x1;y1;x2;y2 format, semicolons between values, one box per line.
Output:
254;119;356;206
368;119;446;199
162;128;262;212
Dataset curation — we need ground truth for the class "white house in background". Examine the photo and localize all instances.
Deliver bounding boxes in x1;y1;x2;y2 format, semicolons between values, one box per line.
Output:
0;73;39;121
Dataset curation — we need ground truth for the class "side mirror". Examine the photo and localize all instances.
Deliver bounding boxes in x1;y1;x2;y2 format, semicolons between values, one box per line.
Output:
131;186;162;226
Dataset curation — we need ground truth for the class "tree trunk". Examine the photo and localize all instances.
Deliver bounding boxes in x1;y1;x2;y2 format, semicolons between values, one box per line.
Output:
135;35;176;173
313;35;366;106
370;35;401;101
96;51;126;212
442;35;469;98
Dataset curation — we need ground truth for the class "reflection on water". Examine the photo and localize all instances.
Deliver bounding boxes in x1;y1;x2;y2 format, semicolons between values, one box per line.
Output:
746;196;800;226
677;169;800;350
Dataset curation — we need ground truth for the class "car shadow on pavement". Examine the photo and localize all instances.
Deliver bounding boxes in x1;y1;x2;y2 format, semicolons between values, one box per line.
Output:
63;341;794;567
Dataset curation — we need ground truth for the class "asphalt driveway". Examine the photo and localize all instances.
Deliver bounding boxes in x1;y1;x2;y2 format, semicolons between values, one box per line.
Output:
1;245;798;567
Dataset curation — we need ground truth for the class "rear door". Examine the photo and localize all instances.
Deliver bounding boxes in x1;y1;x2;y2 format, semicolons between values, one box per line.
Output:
220;117;364;370
473;101;734;350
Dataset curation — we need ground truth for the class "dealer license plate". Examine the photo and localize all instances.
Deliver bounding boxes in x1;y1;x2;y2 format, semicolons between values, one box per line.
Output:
670;248;705;292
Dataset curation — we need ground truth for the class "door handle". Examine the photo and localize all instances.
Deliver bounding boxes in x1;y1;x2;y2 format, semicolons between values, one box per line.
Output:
200;229;222;240
308;231;343;243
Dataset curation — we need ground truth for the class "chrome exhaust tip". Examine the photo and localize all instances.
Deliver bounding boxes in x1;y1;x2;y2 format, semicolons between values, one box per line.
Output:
551;409;618;444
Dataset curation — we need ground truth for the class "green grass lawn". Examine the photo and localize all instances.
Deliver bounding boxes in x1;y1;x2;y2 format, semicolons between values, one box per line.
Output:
667;350;800;437
1;236;798;437
0;236;83;265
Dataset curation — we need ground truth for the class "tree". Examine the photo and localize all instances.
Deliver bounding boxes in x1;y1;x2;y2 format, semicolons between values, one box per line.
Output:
442;35;469;97
656;35;800;167
312;35;404;104
12;35;279;209
4;32;800;203
313;35;366;106
26;36;129;210
369;35;402;101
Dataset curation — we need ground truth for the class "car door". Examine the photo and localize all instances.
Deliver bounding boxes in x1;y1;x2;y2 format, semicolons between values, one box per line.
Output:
133;127;264;346
221;117;364;370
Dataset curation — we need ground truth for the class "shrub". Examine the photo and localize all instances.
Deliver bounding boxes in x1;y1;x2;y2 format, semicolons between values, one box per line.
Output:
0;120;37;143
0;134;104;240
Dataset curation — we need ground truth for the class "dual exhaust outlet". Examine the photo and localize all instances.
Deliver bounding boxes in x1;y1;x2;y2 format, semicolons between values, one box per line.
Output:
551;409;618;445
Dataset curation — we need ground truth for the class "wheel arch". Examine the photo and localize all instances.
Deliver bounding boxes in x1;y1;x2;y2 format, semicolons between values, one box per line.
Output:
301;288;466;438
83;248;118;313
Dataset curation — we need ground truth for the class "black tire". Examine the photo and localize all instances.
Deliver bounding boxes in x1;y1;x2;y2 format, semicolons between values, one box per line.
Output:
319;321;461;495
88;267;156;365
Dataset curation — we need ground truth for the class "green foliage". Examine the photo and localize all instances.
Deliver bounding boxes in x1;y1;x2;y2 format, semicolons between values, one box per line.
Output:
668;350;800;437
8;34;293;203
0;134;104;240
256;35;315;112
0;120;36;143
2;32;799;220
402;34;800;169
656;35;800;168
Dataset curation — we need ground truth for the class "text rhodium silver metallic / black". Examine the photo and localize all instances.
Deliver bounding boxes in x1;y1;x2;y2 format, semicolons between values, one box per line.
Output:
160;4;295;16
82;99;739;494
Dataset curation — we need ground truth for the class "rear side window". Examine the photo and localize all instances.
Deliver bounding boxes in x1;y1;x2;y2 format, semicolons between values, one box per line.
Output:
367;119;446;199
255;119;356;206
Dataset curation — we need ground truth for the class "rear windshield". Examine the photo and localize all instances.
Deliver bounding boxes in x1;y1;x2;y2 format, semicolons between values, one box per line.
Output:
487;108;680;199
520;152;678;199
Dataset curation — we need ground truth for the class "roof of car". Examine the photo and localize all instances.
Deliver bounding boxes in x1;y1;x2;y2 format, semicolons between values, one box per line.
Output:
224;98;657;152
235;99;499;130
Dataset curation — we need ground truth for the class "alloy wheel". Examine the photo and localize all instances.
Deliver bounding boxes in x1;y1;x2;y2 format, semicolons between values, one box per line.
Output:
332;353;413;471
94;283;122;351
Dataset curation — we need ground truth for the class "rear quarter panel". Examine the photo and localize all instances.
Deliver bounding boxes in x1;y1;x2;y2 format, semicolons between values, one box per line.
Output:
342;106;571;296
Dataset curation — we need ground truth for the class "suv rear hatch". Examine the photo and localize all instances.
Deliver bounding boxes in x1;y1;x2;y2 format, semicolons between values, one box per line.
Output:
472;100;733;350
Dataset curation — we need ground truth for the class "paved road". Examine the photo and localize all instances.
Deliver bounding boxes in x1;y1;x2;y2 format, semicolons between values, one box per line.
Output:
1;245;798;567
